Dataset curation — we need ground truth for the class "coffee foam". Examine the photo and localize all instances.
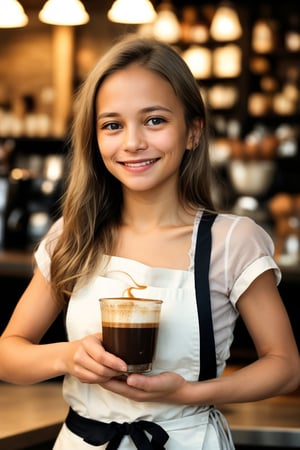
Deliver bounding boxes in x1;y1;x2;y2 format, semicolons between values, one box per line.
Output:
102;322;158;328
100;298;162;324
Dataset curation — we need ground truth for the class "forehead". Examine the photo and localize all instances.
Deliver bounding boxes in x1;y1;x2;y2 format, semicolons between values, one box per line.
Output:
96;65;182;111
99;65;174;96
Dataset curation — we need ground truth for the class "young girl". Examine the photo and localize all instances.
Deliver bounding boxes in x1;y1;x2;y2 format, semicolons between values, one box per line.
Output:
0;35;299;450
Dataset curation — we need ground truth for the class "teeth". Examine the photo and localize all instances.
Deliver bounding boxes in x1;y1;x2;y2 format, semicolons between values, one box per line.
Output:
124;159;156;167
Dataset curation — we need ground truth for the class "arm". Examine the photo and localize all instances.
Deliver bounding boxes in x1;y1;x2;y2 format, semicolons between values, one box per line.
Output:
197;269;300;404
0;269;127;385
100;270;300;404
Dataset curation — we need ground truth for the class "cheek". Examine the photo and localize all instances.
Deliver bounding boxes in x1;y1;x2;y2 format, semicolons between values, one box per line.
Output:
166;132;190;155
97;134;116;161
155;128;187;152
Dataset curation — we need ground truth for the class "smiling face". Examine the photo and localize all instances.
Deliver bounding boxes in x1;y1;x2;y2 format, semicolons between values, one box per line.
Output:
95;65;195;196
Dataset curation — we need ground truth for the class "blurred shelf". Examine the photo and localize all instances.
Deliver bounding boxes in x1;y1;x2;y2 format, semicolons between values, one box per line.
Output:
0;250;34;278
278;263;300;283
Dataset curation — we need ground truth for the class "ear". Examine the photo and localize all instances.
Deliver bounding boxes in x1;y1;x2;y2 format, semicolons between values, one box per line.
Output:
186;118;203;151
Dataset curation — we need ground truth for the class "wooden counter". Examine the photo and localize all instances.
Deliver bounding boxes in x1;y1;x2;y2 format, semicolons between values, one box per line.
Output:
0;382;68;450
0;375;300;449
220;393;300;447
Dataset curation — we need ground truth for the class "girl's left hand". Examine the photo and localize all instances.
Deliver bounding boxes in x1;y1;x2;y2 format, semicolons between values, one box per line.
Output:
100;371;189;403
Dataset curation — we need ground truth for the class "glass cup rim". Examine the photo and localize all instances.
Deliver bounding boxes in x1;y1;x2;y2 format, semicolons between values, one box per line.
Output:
99;297;163;304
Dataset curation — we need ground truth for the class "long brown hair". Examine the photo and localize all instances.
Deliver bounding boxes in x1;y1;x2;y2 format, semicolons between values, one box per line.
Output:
49;34;216;306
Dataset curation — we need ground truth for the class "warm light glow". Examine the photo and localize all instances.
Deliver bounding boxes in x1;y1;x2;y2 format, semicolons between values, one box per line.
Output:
213;44;242;77
210;3;242;41
153;1;181;43
107;0;157;24
208;84;238;109
0;0;28;28
252;19;275;53
182;46;212;79
39;0;89;26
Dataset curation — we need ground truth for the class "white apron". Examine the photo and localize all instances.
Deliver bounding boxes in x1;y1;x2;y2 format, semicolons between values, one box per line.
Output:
34;211;279;450
53;254;235;449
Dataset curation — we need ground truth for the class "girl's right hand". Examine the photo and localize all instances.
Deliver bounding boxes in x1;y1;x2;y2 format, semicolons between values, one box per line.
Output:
65;333;128;384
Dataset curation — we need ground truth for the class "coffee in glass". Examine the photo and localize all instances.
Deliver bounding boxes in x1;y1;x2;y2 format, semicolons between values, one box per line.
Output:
99;297;163;373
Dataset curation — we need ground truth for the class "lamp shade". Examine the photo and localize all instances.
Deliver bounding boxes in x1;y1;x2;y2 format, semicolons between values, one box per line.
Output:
210;3;242;41
182;46;212;79
153;1;181;43
0;0;28;28
107;0;157;24
213;44;242;77
39;0;89;26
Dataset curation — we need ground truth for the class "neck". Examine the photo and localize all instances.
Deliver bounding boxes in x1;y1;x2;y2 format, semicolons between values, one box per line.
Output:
121;190;195;231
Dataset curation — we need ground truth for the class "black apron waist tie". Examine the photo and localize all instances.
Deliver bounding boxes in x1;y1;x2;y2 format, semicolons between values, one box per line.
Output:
65;407;169;449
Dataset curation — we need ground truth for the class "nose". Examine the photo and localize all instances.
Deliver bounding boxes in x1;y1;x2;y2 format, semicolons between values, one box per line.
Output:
124;124;147;153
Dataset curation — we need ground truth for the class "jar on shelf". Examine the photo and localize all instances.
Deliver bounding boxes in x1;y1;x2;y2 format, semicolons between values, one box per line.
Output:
285;15;300;52
251;18;278;53
212;44;242;78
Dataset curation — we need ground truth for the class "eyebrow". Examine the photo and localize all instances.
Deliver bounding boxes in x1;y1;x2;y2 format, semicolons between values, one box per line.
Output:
97;105;173;121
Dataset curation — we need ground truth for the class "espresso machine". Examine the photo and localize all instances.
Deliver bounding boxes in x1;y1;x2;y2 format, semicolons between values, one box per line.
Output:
2;139;65;249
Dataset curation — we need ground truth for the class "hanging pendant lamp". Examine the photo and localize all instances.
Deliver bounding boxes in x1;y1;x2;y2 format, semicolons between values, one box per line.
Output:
153;1;181;43
39;0;89;26
107;0;157;24
0;0;28;28
210;1;242;41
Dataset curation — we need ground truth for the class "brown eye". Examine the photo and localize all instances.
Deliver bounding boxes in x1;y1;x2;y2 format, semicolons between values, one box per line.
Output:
102;122;121;130
147;117;165;126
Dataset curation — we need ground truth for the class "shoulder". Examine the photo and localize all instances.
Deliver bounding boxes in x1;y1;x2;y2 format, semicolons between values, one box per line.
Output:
42;216;64;250
34;217;64;280
213;212;274;250
212;212;276;271
192;210;273;263
211;213;280;304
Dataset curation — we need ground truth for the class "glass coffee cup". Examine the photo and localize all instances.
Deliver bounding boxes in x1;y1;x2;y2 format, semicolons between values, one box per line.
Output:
99;297;163;373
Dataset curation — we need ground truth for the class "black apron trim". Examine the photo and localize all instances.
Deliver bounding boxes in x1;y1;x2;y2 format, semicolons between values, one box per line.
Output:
194;210;217;381
65;407;169;449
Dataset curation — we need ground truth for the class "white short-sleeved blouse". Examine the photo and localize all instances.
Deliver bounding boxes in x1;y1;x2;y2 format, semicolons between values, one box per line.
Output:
35;211;280;449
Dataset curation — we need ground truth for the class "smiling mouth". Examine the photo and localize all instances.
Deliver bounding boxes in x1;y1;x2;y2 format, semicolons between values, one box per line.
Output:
121;158;159;167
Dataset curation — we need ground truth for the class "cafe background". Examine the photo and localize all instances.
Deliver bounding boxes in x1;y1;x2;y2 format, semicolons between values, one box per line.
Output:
0;0;299;375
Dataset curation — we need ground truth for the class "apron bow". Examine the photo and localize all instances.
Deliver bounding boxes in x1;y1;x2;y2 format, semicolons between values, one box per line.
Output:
84;419;169;449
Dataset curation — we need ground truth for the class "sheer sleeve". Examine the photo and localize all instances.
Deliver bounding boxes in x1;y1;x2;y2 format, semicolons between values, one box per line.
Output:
34;217;63;281
225;216;281;306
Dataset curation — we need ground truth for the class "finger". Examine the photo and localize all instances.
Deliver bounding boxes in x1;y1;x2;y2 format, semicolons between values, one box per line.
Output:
126;372;170;392
73;356;127;384
101;378;143;397
101;376;167;403
80;338;127;373
100;349;127;372
127;372;186;396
